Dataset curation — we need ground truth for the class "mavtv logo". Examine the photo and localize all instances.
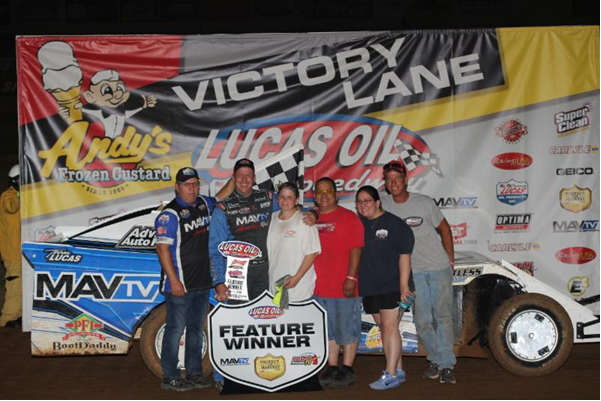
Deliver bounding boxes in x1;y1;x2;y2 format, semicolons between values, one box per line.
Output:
553;220;599;233
435;197;478;209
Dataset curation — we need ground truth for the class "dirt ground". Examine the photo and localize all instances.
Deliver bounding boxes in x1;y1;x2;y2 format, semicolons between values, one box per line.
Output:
0;327;598;400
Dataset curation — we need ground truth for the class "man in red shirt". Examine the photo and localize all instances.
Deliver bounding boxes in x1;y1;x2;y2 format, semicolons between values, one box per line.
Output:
312;177;364;388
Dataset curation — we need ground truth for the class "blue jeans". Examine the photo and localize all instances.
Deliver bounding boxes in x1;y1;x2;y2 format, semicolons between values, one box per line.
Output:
161;289;210;380
313;296;362;345
413;268;456;370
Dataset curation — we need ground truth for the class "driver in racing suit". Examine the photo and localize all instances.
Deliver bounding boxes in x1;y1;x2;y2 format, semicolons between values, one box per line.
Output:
209;158;277;304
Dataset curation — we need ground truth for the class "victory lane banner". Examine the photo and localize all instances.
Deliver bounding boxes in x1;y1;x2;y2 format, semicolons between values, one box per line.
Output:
208;292;327;393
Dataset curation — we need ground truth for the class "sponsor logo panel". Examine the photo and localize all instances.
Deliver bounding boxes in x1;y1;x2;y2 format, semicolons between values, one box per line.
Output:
435;197;478;209
555;103;591;137
511;261;535;276
548;145;599;155
552;220;599;233
555;247;596;264
556;167;594;176
44;249;83;264
495;214;532;233
567;276;590;297
248;306;285;320
116;226;156;249
63;313;105;341
450;223;477;245
35;272;160;302
452;266;483;283
487;241;540;252
495;119;528;143
559;185;592;213
491;152;533;170
496;179;528;206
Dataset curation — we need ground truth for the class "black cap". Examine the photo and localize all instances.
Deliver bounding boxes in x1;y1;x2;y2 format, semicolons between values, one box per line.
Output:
234;158;255;173
383;160;407;174
176;167;199;183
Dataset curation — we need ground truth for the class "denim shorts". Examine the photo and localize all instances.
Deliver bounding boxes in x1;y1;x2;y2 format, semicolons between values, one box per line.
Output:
313;296;362;345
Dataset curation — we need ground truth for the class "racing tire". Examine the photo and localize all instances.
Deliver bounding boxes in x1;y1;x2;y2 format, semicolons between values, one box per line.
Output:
488;293;573;377
140;303;213;379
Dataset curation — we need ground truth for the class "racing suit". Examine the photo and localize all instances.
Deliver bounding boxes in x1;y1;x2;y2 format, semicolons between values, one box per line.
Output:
0;187;21;326
209;189;278;302
155;194;216;381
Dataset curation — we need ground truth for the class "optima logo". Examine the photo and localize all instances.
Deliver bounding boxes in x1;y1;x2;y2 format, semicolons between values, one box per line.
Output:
495;214;532;232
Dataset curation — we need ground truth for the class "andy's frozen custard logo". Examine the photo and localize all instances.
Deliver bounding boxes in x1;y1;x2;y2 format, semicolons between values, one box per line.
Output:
36;41;172;190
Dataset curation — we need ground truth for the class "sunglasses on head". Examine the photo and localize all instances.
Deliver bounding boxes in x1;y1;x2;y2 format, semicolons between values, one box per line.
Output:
383;162;406;174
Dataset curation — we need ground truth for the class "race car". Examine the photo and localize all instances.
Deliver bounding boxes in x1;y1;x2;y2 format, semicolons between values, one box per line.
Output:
23;203;600;378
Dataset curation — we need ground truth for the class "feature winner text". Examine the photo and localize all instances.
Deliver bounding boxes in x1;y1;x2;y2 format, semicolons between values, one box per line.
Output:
219;323;315;350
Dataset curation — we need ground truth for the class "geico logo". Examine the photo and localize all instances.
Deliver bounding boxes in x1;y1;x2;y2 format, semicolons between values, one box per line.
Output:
35;272;160;301
236;213;269;226
556;167;593;175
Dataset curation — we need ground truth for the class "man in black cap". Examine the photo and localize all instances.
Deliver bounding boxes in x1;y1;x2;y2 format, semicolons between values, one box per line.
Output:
154;167;220;392
209;158;274;305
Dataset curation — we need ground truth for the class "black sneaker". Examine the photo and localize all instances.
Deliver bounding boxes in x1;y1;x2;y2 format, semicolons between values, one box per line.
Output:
319;365;339;387
329;365;356;388
423;363;440;379
160;378;195;392
439;368;456;384
4;317;22;328
186;374;212;389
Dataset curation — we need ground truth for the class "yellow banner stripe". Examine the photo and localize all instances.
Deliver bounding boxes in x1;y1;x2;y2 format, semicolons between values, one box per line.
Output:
369;26;600;130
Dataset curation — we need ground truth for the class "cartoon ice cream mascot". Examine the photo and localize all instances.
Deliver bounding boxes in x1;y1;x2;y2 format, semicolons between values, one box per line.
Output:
37;41;157;138
38;41;84;124
81;69;157;138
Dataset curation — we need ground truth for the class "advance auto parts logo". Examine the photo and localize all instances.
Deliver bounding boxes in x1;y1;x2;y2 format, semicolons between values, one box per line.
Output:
63;313;105;341
192;115;441;200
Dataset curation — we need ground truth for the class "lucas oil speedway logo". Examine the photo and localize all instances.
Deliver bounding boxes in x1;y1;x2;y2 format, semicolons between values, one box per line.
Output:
192;115;441;199
35;41;172;194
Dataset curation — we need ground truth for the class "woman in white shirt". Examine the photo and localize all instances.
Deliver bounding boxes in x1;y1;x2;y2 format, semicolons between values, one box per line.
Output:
267;182;321;301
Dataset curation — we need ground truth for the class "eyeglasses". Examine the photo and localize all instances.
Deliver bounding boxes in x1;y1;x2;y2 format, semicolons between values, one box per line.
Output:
315;189;335;196
355;199;375;205
178;181;200;189
383;162;406;174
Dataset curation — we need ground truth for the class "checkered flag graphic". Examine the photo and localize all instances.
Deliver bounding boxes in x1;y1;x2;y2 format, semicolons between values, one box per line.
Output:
254;145;305;203
395;139;442;176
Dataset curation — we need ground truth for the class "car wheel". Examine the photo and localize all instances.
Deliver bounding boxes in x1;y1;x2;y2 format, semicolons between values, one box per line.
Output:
489;293;573;377
140;303;213;379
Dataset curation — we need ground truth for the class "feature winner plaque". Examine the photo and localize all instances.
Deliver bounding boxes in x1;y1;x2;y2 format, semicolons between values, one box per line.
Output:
208;291;328;392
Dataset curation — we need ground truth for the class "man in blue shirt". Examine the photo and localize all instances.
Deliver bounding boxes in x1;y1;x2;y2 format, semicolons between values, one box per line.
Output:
155;167;216;392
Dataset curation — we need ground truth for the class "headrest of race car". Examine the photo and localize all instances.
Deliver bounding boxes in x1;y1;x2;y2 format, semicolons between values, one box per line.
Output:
234;158;255;173
176;167;199;183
